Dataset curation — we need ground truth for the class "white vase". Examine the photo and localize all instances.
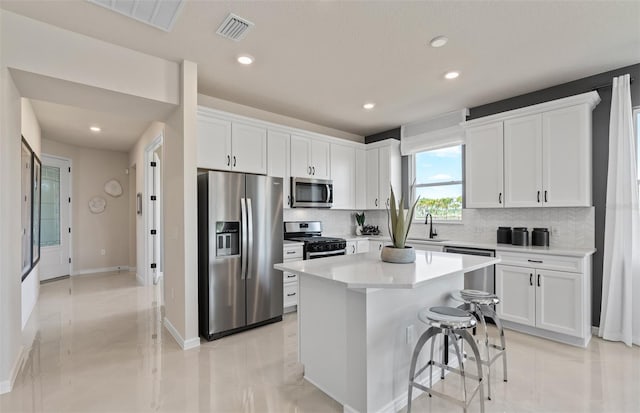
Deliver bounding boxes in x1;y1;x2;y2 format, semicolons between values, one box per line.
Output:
380;246;416;264
356;225;363;236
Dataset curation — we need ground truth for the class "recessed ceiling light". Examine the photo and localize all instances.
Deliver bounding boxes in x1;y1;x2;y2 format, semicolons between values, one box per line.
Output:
90;126;101;132
429;36;448;48
237;55;254;65
363;102;375;110
444;71;460;80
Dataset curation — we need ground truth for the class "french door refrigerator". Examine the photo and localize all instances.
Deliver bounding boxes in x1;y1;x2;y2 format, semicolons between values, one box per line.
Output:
197;171;283;341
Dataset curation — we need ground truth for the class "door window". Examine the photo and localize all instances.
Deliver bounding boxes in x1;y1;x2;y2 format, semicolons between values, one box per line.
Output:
41;165;61;247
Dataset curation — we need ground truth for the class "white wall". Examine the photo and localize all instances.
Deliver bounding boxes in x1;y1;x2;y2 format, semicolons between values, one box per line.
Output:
20;98;42;330
42;139;130;273
128;121;165;282
198;94;363;143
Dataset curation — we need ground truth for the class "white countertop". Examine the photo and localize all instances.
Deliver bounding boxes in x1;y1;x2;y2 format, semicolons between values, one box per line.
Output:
274;250;500;289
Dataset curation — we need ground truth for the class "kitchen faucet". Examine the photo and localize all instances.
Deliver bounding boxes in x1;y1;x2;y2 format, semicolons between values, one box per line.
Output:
424;213;437;239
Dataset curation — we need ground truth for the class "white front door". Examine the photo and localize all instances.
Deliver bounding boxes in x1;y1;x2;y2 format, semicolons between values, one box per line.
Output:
39;155;71;281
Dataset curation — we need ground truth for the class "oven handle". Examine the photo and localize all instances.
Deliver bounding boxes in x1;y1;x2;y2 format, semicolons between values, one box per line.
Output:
307;249;346;258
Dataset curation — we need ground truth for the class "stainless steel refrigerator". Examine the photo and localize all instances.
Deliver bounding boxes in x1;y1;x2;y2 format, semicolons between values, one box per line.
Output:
197;171;283;341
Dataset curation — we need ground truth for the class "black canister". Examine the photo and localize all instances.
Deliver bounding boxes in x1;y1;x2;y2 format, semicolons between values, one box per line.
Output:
512;227;529;246
497;227;512;244
532;228;550;247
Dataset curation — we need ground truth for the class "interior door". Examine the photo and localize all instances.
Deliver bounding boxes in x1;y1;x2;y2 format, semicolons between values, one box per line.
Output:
39;155;71;280
245;175;283;325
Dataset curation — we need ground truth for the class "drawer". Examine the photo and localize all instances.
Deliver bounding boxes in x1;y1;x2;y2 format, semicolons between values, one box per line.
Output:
283;245;303;260
283;271;298;283
497;251;583;273
284;282;298;308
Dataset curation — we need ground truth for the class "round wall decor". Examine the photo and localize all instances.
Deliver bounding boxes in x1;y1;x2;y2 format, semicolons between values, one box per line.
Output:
88;196;107;214
104;179;123;197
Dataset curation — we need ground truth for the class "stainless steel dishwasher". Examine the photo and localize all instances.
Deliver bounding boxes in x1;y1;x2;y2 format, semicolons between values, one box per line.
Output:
443;246;496;293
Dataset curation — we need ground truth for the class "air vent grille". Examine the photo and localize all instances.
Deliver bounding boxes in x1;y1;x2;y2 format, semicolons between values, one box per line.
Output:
216;13;254;41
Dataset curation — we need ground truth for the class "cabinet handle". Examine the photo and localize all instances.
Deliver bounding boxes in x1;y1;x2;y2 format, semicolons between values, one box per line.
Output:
352;245;356;253
308;166;312;175
530;273;533;286
287;195;291;206
287;274;296;278
544;190;548;203
537;274;541;287
375;198;378;207
233;156;236;167
227;155;230;166
287;292;296;297
527;259;543;263
386;198;390;207
537;191;541;203
312;166;315;175
499;192;502;204
286;251;296;255
379;244;382;251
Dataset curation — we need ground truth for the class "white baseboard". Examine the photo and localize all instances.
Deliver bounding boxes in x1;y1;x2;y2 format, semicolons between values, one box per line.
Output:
72;265;132;276
163;317;200;350
0;345;26;395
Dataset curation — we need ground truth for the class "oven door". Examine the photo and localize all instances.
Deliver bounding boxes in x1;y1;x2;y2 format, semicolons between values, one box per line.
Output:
291;177;333;208
306;249;346;260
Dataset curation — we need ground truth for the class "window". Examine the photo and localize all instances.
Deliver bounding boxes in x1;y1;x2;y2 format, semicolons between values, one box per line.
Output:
413;145;464;221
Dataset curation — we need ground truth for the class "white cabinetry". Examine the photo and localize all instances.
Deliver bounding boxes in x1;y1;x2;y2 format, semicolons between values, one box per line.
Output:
369;240;385;253
197;109;267;175
330;144;356;209
355;149;367;210
464;92;599;209
356;240;369;253
465;122;504;208
366;140;401;210
290;135;330;179
267;130;291;208
283;244;303;312
346;241;357;255
495;251;591;346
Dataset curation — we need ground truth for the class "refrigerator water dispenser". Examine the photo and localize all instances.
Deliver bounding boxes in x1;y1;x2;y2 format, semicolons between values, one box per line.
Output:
215;221;239;257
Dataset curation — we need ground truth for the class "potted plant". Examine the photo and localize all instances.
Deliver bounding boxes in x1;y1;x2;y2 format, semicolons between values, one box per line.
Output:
381;185;420;263
355;212;365;235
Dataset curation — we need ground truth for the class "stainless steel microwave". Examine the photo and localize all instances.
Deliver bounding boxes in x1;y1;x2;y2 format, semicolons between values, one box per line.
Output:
291;177;333;208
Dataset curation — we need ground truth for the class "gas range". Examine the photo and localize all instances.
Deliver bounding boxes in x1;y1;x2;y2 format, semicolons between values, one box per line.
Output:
284;221;347;260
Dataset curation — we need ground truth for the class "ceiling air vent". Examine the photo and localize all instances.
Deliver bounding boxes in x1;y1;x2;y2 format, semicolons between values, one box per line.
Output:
216;13;254;41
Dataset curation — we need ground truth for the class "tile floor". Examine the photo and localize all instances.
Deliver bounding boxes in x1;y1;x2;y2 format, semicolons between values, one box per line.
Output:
1;271;639;412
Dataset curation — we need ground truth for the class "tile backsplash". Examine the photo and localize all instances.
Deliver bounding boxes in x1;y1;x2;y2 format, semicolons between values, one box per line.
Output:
285;207;595;249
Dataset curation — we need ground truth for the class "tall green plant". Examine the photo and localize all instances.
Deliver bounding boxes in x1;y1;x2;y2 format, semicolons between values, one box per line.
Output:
387;185;420;249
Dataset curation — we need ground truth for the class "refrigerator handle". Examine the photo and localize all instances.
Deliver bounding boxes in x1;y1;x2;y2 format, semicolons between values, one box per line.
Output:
246;198;254;279
240;198;247;280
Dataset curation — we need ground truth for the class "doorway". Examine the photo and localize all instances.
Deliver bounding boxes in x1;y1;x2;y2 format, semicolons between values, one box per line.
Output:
39;155;71;281
145;134;163;286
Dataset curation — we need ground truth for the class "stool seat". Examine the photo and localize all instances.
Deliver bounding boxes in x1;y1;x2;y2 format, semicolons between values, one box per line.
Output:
419;306;477;329
460;289;500;306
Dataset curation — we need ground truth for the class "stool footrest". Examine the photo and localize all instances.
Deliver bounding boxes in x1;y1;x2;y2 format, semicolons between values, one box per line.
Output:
409;380;483;410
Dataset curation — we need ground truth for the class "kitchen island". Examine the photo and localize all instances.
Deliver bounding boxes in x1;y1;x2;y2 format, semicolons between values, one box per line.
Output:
274;250;500;413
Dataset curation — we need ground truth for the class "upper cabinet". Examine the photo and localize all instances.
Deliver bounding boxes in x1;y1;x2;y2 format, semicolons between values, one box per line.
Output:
290;135;330;179
197;108;267;175
330;144;356;209
366;140;401;210
464;92;599;209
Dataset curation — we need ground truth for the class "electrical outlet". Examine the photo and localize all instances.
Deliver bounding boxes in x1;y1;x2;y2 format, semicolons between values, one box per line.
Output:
406;324;415;344
100;249;106;256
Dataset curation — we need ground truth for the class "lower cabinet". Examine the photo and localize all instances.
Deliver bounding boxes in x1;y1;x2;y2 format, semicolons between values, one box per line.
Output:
369;240;384;253
346;241;357;255
496;252;588;344
283;244;303;313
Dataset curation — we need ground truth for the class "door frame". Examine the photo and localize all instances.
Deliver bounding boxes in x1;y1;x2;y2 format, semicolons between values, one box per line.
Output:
144;133;163;285
40;154;73;279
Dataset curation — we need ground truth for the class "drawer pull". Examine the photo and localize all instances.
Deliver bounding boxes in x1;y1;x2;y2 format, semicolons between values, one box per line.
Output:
287;292;296;297
530;273;533;286
537;274;541;287
528;259;543;263
286;251;297;255
287;274;296;278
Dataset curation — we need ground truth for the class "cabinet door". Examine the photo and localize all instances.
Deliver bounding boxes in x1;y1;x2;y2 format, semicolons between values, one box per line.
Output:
495;265;535;326
465;122;504;208
378;145;392;209
311;140;331;179
268;130;291;208
346;241;357;255
504;114;543;207
232;122;267;174
356;240;369;253
196;115;232;170
290;135;311;177
330;144;355;209
369;240;384;253
366;148;380;209
355;149;367;210
535;269;583;336
542;105;592;207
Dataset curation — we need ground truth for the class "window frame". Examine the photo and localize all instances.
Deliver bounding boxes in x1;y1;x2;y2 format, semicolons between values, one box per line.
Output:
410;144;466;223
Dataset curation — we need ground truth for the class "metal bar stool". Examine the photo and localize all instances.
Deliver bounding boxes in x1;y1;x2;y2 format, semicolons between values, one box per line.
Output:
453;289;508;400
407;306;485;413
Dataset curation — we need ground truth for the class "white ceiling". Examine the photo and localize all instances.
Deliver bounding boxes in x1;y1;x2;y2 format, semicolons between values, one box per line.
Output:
2;1;639;139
